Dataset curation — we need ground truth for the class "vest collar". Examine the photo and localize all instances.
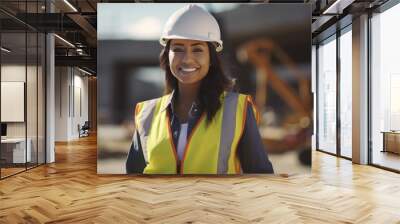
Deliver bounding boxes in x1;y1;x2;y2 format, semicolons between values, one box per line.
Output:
160;90;175;112
160;89;202;117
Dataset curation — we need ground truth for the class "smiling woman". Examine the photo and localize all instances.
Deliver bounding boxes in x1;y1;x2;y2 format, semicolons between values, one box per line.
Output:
161;39;230;124
125;4;274;175
168;40;210;85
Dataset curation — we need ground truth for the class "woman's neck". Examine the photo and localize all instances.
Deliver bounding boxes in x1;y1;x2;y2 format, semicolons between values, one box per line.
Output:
175;82;201;122
177;83;200;105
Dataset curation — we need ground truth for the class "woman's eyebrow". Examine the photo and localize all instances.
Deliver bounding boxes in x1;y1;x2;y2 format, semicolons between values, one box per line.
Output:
191;43;204;46
171;43;204;47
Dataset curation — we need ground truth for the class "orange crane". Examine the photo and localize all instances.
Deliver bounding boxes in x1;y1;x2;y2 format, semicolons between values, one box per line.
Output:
237;39;312;153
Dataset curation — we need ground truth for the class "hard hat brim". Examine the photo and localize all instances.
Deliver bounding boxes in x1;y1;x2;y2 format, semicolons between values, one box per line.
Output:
160;35;223;52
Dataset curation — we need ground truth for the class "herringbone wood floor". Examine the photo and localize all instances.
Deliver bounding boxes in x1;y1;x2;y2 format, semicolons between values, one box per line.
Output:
1;135;399;224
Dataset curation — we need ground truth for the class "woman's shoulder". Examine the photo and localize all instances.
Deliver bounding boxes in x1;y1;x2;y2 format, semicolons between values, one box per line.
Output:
136;97;160;106
223;91;259;123
136;93;171;105
223;91;253;101
222;91;256;109
135;94;172;114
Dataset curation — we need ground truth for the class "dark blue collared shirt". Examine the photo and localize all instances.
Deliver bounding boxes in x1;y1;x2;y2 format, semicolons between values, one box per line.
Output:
126;91;274;174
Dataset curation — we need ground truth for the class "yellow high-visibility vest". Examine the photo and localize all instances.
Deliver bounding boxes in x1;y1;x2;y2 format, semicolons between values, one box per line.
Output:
134;91;259;174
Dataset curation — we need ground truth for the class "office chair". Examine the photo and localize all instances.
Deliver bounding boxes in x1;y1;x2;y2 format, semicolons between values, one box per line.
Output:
79;121;90;138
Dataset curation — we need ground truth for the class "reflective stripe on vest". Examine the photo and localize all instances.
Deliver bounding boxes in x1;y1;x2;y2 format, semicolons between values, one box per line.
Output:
134;92;256;174
135;99;157;163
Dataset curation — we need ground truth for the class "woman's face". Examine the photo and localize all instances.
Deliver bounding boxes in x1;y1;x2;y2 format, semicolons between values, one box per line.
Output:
168;39;210;85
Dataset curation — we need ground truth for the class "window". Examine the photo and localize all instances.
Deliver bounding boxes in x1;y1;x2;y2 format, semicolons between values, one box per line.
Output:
339;27;352;158
317;36;337;154
370;2;400;171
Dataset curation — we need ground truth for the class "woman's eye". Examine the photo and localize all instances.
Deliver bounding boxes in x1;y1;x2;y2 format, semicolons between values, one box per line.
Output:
172;48;183;52
193;48;203;52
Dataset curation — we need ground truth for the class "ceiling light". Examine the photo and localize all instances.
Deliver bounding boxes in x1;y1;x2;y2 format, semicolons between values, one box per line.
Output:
323;0;355;15
63;0;78;12
54;34;75;48
1;47;11;53
78;67;93;76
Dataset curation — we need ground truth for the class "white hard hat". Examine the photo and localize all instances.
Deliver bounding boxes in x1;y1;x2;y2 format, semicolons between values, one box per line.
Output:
160;4;223;52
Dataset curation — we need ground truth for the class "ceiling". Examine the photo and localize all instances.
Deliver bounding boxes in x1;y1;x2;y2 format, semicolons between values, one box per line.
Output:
0;0;391;75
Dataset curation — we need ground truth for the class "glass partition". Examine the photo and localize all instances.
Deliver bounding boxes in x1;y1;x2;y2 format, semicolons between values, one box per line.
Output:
317;35;337;154
0;1;46;179
27;30;38;169
1;30;28;177
339;27;352;158
38;32;45;165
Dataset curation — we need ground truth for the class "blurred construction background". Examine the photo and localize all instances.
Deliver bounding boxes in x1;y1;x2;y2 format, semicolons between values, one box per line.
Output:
96;3;311;174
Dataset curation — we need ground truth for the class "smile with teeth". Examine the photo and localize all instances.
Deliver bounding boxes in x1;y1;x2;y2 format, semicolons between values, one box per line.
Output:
180;67;198;73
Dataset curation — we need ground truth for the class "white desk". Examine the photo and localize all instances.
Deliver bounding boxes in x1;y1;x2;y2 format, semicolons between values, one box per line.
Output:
1;138;31;163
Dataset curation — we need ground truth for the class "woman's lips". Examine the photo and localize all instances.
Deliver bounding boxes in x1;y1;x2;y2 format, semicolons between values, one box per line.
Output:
179;67;199;74
181;67;197;72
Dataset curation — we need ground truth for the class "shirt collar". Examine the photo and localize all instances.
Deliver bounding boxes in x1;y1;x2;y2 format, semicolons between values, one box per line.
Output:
160;89;202;116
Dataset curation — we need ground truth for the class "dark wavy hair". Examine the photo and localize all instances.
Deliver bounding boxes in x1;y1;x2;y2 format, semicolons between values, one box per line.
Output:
159;41;233;123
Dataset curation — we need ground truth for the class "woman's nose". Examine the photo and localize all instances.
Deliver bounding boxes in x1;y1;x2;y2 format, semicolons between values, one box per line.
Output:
181;50;194;63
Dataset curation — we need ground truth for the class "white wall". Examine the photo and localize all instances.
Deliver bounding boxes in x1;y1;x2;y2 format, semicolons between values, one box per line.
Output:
55;66;69;141
1;65;26;130
1;65;35;138
55;67;89;141
1;82;25;122
71;73;89;138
